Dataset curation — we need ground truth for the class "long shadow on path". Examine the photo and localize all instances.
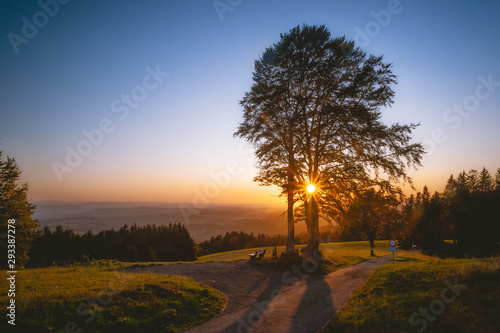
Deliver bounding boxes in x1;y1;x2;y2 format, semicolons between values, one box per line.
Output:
250;273;334;333
289;276;333;333
236;256;390;333
218;265;291;333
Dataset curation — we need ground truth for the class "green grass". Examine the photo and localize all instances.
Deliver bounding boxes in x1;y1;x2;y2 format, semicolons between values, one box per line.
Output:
0;260;225;332
320;240;409;259
197;240;408;262
319;254;500;333
198;240;410;274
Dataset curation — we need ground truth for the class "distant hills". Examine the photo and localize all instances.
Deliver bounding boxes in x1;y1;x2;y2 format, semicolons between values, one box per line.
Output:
31;201;332;243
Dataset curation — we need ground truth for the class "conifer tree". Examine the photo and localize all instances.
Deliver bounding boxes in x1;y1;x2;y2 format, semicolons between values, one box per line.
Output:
0;149;39;267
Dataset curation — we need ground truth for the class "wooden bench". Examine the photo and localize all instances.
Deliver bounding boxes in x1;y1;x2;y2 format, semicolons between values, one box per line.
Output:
248;248;266;260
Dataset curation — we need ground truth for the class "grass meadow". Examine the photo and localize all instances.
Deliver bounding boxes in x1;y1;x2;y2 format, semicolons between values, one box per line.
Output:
0;260;225;332
197;240;409;262
319;254;500;332
197;240;411;274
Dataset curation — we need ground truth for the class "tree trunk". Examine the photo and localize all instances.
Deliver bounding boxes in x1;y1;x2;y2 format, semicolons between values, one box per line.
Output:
286;177;295;253
304;196;314;257
286;122;295;253
369;236;375;256
304;195;320;258
304;198;312;235
312;195;320;257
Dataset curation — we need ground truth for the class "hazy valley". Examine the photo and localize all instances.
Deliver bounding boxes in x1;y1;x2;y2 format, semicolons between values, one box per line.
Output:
32;201;316;243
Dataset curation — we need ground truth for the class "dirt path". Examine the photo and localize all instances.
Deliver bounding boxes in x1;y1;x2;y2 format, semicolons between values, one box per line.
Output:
134;256;390;333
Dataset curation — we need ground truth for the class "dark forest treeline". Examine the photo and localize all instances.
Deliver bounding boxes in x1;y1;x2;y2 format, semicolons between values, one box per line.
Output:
401;167;500;256
198;231;291;256
198;230;343;256
27;224;343;266
27;223;196;267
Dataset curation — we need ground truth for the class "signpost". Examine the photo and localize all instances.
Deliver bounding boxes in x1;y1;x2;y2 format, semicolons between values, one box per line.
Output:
389;239;396;263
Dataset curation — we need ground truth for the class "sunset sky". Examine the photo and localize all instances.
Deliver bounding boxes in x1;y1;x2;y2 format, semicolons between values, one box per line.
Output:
1;0;499;205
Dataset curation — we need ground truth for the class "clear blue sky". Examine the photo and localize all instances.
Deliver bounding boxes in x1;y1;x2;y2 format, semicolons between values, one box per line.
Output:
1;0;499;204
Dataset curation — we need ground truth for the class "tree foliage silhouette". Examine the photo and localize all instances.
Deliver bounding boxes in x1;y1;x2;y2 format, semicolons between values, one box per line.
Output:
0;149;39;267
340;189;403;256
402;167;500;256
28;223;197;266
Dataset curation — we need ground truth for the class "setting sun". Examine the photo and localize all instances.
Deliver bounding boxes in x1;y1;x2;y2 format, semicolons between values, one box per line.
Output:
306;184;316;194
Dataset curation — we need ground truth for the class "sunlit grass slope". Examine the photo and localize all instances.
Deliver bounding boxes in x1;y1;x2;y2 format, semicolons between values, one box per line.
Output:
0;260;225;333
197;240;411;274
197;240;410;262
319;254;500;332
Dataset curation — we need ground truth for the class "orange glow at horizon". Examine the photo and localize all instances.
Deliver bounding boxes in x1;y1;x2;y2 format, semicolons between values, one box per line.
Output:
29;174;285;205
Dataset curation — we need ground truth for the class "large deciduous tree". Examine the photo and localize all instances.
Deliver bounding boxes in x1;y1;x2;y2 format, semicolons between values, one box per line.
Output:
0;149;39;267
235;25;424;256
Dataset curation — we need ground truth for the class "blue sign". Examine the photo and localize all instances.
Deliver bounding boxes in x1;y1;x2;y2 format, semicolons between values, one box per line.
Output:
389;246;396;252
